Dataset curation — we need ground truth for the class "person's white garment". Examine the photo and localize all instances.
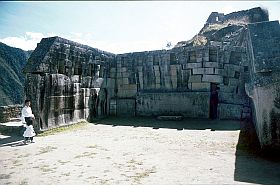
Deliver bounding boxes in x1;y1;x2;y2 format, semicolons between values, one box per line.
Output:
21;106;34;123
23;125;36;137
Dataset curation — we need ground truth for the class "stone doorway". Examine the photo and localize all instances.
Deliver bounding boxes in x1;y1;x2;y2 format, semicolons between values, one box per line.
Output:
210;83;219;119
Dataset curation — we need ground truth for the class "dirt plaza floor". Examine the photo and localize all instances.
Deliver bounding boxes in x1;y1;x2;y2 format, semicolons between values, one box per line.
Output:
1;117;280;185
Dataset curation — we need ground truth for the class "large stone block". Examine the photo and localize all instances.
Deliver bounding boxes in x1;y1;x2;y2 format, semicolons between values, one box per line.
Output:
153;65;160;71
171;77;177;89
118;84;137;98
71;75;80;83
110;72;116;78
110;68;116;73
196;57;203;63
191;82;211;92
229;78;239;86
137;66;143;72
122;78;129;85
117;78;123;86
117;98;135;116
171;69;177;76
193;68;214;75
203;56;209;62
121;67;127;72
186;63;202;68
136;92;210;118
154;70;160;77
214;68;227;76
203;62;219;68
218;92;245;105
155;77;161;84
189;75;202;83
122;72;130;78
218;85;236;93
218;103;243;120
116;72;122;78
202;75;223;83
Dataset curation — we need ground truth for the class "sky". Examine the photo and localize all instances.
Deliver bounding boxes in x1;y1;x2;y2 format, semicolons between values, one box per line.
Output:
0;1;279;54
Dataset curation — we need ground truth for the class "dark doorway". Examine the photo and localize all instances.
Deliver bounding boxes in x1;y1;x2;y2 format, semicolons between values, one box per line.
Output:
210;83;219;119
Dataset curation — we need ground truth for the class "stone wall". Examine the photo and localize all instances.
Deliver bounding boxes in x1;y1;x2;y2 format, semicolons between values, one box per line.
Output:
23;7;280;149
24;37;115;130
111;45;250;119
136;92;210;118
246;20;280;149
25;37;251;131
0;105;22;122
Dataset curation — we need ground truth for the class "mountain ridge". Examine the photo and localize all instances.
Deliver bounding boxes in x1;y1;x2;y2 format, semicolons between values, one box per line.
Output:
0;42;32;106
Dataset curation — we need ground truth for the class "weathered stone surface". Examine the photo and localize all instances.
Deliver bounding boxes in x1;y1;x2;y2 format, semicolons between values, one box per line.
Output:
189;75;202;83
202;75;223;83
218;103;243;120
115;99;135;117
203;62;219;68
136;92;210;118
186;63;202;68
0;105;22;123
191;83;211;92
193;68;214;75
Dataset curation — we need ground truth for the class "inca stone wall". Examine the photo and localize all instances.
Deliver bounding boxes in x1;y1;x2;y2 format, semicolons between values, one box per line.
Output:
246;20;280;148
0;105;22;122
24;37;115;130
23;7;280;149
112;45;249;118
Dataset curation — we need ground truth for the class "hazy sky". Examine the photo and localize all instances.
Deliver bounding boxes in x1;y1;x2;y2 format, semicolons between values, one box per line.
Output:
0;1;279;54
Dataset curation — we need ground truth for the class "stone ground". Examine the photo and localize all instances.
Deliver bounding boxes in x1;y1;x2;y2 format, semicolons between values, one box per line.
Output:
1;117;280;185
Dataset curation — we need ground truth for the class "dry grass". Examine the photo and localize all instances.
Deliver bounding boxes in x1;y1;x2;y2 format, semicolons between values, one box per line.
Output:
0;174;11;179
57;160;71;165
74;151;96;159
38;164;57;173
129;166;157;183
37;146;57;155
37;121;88;137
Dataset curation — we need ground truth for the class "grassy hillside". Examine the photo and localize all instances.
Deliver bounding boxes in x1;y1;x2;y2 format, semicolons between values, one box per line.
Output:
0;42;31;106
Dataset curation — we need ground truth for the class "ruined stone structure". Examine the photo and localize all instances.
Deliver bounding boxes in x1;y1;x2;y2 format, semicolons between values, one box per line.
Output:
24;7;280;149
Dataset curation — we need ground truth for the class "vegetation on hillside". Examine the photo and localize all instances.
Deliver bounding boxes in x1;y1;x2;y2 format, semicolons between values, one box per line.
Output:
0;42;32;106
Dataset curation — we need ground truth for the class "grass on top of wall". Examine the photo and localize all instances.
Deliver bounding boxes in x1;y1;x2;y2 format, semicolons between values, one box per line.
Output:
37;121;89;137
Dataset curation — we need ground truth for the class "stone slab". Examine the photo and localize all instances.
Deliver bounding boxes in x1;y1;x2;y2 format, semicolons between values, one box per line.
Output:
218;103;243;120
193;68;214;75
186;63;202;69
189;75;202;83
191;82;211;92
202;75;223;83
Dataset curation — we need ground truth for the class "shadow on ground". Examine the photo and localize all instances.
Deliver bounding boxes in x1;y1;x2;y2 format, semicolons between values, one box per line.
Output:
0;125;25;147
95;116;240;131
96;116;280;184
0;134;25;147
234;120;280;185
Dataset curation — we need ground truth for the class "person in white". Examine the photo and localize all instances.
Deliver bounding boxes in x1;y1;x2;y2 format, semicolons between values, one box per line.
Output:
21;100;36;144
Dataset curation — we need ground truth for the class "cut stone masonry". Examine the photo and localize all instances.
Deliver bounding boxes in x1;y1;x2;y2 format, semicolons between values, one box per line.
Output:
23;7;280;149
